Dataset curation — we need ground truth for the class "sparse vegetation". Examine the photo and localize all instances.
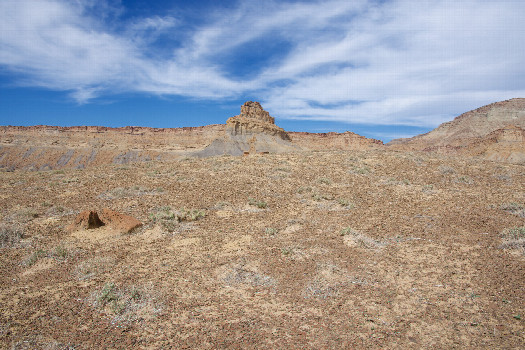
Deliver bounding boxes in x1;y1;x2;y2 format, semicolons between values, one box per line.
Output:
1;148;524;348
337;198;354;208
297;186;312;194
75;256;116;281
281;247;293;256
0;223;24;248
52;246;68;260
248;198;268;209
99;186;164;200
422;184;434;193
456;175;474;184
177;208;206;222
340;227;383;249
312;193;333;201
500;203;525;218
348;166;370;174
9;207;39;223
318;177;332;185
25;249;47;266
265;227;278;236
149;207;206;232
500;226;525;255
439;165;456;174
93;282;160;323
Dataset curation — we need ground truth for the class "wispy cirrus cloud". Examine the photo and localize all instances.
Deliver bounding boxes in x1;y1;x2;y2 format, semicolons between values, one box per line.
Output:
0;0;524;127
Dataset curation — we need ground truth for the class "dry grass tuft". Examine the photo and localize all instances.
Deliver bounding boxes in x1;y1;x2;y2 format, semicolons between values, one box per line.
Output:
500;227;525;255
0;223;24;248
340;227;384;249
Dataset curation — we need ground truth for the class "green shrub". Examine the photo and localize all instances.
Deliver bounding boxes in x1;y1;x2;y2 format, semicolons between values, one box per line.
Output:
265;228;278;236
178;208;206;222
318;177;332;185
25;249;47;266
248;198;267;209
150;207;206;232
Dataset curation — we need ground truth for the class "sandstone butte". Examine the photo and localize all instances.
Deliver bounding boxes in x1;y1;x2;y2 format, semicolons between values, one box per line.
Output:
1;99;524;170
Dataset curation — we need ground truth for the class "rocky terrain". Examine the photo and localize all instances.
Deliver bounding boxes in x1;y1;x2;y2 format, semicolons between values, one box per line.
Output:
389;98;525;164
0;149;524;349
0;99;524;348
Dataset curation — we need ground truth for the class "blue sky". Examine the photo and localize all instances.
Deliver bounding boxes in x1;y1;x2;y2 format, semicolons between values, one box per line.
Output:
1;0;524;142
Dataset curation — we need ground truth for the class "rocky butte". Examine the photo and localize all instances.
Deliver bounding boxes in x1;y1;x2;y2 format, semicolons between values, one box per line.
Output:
195;101;296;157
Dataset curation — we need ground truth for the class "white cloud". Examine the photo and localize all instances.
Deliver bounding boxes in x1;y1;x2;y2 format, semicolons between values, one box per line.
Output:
0;0;524;126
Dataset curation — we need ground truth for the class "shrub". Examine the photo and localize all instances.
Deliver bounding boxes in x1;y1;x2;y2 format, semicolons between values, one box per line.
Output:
25;249;47;266
340;227;383;249
456;175;473;184
500;203;525;218
500;227;525;255
93;282;161;323
52;246;68;260
318;177;332;185
501;227;525;241
438;165;456;174
0;224;24;248
248;198;267;209
177;208;206;222
265;227;278;236
348;166;370;175
150;207;206;232
337;199;354;208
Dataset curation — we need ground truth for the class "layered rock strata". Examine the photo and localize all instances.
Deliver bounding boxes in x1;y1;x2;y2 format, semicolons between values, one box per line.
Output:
388;98;525;164
195;101;296;157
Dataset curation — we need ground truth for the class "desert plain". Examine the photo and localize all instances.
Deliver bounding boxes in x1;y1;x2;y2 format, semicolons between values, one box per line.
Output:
0;148;524;349
1;100;524;349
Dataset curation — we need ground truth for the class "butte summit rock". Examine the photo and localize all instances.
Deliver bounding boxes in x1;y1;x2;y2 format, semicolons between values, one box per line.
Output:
195;101;296;157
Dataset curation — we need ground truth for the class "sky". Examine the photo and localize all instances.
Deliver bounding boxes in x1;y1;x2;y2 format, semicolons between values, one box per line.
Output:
1;0;524;142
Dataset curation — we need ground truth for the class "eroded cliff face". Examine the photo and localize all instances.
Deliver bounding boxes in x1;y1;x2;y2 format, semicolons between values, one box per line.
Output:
0;124;225;170
225;101;291;141
195;101;296;157
388;98;525;164
289;131;383;150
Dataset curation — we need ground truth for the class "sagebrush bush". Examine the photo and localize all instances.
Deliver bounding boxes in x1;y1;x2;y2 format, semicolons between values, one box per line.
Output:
248;198;267;209
0;224;24;248
500;227;525;255
149;207;206;232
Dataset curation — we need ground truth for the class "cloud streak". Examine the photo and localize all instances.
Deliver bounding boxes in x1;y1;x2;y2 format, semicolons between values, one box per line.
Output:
0;0;524;127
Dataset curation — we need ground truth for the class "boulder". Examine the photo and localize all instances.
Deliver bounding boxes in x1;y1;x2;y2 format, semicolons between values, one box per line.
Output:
68;209;142;233
67;210;105;231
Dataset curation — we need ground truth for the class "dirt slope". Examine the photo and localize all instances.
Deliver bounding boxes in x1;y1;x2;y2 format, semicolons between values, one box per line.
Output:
1;150;524;348
388;98;525;164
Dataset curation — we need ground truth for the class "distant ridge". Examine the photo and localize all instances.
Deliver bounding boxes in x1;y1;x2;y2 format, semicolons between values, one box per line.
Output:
388;98;525;164
0;103;382;170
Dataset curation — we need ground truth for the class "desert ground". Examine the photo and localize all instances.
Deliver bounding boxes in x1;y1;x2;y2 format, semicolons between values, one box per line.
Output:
0;149;524;349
